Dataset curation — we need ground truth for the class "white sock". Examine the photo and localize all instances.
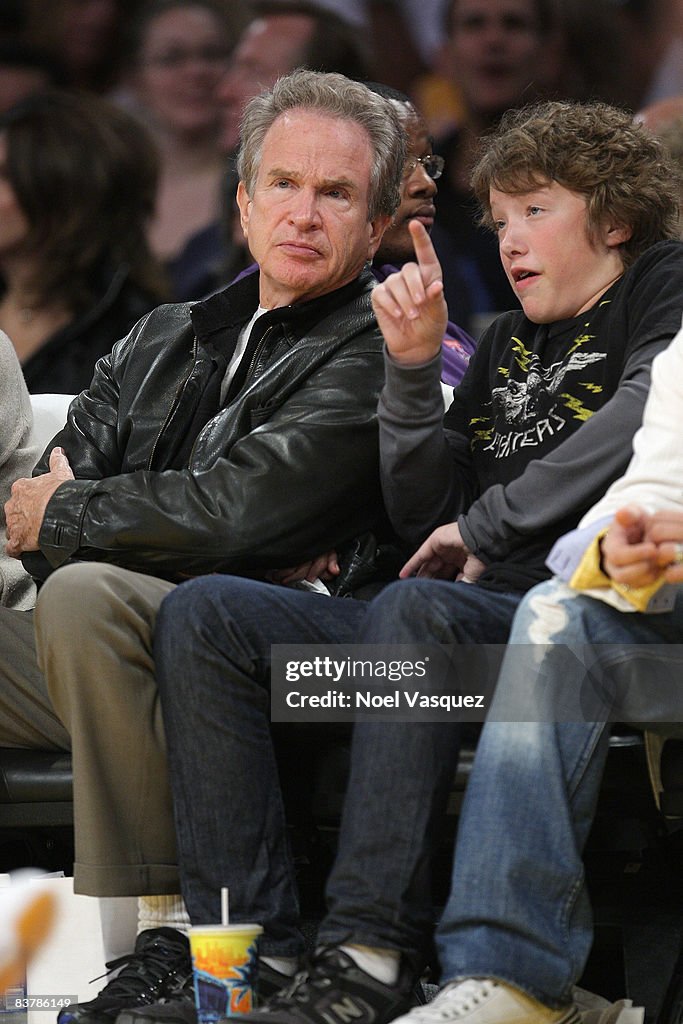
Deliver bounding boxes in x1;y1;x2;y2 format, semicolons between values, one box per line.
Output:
137;895;191;935
338;944;399;985
260;956;298;976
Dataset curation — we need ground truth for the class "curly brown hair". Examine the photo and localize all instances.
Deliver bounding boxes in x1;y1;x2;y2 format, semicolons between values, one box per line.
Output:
471;100;681;268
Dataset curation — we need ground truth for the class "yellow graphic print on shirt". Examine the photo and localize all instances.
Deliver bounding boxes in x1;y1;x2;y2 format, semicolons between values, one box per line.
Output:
471;329;607;459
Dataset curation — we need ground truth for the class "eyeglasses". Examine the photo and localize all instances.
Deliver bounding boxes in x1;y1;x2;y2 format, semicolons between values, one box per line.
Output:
403;154;445;180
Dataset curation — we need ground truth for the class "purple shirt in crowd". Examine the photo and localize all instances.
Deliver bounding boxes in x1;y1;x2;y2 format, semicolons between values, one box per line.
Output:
372;262;477;388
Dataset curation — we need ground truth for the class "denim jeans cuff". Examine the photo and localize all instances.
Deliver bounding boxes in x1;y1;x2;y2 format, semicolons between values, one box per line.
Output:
258;936;307;959
317;926;424;980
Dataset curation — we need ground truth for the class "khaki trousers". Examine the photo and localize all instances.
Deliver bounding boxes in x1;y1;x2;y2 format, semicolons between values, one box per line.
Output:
0;562;177;896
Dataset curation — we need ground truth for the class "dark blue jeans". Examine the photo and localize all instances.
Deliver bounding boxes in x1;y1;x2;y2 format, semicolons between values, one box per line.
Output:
154;576;523;963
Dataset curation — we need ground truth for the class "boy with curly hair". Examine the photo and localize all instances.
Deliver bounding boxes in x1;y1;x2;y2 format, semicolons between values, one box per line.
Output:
379;99;682;584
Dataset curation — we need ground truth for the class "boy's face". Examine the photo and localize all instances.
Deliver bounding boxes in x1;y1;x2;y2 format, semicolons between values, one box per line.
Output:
490;182;629;323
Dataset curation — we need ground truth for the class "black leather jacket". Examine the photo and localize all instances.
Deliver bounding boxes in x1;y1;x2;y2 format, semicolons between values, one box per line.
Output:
32;268;388;582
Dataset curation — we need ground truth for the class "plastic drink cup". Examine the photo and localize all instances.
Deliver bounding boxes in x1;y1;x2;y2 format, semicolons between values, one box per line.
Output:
188;924;263;1022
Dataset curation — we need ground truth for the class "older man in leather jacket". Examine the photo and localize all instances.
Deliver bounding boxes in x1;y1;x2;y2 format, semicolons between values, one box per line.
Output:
0;71;405;911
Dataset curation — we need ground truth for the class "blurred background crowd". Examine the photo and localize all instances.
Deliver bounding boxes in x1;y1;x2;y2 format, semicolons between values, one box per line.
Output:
0;0;681;392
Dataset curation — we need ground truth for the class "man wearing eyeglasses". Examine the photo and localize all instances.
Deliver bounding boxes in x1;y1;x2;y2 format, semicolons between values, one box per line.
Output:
366;84;475;393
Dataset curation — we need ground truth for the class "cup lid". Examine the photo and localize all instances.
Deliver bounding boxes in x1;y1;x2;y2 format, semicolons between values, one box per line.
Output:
188;924;263;935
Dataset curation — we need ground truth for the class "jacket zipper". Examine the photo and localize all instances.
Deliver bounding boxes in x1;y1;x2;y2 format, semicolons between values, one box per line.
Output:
247;324;277;382
187;324;278;467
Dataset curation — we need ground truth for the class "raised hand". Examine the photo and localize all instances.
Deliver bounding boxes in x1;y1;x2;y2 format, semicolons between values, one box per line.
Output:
371;220;447;366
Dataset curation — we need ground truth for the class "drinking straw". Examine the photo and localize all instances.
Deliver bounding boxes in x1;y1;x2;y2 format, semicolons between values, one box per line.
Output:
221;887;230;925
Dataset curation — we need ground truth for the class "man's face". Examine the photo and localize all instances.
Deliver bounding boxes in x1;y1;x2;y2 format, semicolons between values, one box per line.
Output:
216;15;315;153
237;110;389;308
376;108;437;265
491;182;629;323
448;0;546;120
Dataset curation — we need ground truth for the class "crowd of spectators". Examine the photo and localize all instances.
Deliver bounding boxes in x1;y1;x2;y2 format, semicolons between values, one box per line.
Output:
0;89;167;394
0;2;682;1023
0;0;680;376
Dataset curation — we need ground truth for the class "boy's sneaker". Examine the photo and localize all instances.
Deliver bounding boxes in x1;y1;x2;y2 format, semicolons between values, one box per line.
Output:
390;979;580;1024
58;928;191;1024
242;946;418;1024
115;956;296;1024
256;962;300;1005
0;873;57;995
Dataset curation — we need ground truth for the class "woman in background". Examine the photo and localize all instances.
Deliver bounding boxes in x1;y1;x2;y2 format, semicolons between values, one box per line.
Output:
122;0;248;298
0;89;167;393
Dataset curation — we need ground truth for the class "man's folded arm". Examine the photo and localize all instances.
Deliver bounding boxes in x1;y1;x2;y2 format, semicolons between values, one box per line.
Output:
34;348;386;579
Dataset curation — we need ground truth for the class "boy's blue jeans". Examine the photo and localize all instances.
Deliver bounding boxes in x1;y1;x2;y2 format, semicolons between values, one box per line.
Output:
154;575;522;964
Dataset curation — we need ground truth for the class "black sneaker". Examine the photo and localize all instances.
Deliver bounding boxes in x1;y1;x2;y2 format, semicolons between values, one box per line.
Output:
242;947;418;1024
256;962;299;1004
115;970;196;1024
115;957;296;1024
58;928;191;1024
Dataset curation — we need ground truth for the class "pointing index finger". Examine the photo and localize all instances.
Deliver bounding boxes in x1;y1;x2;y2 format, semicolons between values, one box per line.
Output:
409;220;442;285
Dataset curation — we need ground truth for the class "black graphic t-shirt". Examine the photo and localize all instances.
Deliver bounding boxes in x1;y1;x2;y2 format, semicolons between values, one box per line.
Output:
454;293;618;489
380;239;683;593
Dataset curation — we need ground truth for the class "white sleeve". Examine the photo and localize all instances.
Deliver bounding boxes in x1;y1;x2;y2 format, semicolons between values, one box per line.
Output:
580;319;683;528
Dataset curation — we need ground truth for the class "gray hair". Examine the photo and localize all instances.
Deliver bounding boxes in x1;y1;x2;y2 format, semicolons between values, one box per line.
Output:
236;69;406;221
